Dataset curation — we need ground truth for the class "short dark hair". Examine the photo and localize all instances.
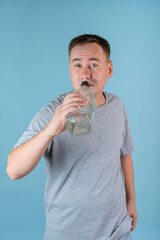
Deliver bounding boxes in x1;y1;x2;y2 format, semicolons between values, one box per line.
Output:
68;34;110;60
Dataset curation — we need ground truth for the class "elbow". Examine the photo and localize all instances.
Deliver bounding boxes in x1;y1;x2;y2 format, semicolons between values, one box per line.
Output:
6;165;20;180
7;153;21;180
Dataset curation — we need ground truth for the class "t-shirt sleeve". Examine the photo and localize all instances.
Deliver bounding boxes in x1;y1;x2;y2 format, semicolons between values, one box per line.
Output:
14;103;55;154
120;103;135;156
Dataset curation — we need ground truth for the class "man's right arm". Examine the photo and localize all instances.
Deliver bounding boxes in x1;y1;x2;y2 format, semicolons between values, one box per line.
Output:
7;93;87;180
7;126;54;180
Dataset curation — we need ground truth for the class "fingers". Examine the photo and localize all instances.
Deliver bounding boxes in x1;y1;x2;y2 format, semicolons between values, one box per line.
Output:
55;94;87;119
63;100;87;110
130;215;137;232
64;92;81;101
126;201;137;232
62;102;88;119
64;93;87;104
66;92;82;98
61;93;88;113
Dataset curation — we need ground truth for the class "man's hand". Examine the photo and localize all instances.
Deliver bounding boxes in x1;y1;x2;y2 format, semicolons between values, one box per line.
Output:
127;200;137;232
120;155;137;232
46;92;87;137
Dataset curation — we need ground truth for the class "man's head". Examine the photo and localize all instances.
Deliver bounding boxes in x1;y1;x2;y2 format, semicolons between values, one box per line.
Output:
68;34;113;105
68;34;111;61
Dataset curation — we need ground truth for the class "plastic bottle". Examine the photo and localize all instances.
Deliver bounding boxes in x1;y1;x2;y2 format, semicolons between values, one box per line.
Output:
66;80;96;136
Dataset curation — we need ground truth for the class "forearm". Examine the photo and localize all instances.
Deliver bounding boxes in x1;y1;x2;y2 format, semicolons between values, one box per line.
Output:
7;126;54;180
120;155;135;202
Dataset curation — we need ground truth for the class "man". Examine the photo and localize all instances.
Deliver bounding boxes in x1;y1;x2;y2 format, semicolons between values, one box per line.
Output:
7;34;137;240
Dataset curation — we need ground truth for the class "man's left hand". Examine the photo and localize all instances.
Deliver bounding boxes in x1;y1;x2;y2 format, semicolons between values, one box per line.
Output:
127;200;137;232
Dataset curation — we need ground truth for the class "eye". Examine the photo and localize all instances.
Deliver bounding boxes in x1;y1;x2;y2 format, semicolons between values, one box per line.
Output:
74;64;81;68
90;64;97;69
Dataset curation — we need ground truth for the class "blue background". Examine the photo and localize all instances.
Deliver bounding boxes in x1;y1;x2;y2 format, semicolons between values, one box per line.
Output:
1;0;160;239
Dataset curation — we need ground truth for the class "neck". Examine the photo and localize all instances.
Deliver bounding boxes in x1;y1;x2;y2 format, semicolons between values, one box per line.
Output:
95;92;106;107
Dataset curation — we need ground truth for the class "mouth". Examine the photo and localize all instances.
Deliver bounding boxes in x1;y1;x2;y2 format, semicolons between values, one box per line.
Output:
79;80;94;88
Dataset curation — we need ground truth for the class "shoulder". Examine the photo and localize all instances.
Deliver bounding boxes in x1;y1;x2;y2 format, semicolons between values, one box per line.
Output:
104;92;124;109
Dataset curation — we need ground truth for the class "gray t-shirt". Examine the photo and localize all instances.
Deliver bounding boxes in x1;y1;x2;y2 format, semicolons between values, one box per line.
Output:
15;92;135;240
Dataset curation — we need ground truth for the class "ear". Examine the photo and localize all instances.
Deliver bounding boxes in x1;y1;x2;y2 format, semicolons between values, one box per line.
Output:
107;60;113;78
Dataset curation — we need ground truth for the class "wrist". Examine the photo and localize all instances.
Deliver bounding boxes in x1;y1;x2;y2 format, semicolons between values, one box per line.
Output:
43;124;57;139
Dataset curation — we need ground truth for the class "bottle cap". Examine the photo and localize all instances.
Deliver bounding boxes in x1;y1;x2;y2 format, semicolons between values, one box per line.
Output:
81;81;89;87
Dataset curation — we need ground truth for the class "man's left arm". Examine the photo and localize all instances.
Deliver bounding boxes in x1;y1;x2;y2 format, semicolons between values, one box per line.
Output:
120;155;137;232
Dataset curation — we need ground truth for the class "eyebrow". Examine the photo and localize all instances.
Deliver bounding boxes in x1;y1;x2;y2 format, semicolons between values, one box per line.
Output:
72;58;100;63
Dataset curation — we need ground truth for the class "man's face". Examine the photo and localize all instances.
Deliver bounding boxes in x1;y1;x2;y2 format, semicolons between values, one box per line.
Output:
69;43;113;97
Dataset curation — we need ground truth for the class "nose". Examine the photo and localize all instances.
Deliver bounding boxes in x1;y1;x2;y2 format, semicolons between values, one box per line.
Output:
81;66;92;80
